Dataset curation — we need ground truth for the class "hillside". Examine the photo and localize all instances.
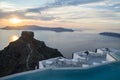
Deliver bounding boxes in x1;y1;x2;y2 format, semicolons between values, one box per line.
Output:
1;25;74;32
99;32;120;38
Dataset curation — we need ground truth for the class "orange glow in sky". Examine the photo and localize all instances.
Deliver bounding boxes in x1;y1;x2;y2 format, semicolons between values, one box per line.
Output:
0;0;119;29
9;18;22;24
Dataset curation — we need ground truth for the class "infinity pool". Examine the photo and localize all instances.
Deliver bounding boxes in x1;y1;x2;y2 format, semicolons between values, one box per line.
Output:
1;61;120;80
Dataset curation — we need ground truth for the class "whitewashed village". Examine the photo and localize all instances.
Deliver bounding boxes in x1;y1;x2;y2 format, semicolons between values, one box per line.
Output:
39;48;120;69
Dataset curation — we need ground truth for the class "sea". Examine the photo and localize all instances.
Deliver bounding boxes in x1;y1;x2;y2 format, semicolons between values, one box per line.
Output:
0;28;120;58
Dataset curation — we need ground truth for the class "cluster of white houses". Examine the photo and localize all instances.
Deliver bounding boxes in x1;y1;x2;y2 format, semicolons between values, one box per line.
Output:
38;48;120;69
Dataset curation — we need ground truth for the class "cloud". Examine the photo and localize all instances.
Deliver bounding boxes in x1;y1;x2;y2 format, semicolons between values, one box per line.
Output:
39;16;56;21
24;12;56;21
26;0;103;13
82;0;120;12
27;7;47;13
107;3;120;12
0;1;17;12
51;0;103;6
0;0;120;27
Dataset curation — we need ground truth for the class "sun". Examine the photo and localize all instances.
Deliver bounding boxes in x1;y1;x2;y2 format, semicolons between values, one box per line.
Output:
9;18;22;24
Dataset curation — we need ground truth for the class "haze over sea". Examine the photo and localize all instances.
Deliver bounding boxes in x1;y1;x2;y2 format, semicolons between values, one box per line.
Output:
0;27;120;58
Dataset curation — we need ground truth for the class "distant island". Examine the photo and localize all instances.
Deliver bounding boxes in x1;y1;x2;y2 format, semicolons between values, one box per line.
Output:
0;25;74;32
99;32;120;38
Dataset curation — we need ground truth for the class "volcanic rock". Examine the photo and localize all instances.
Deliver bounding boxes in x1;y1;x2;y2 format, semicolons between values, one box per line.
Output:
0;31;63;77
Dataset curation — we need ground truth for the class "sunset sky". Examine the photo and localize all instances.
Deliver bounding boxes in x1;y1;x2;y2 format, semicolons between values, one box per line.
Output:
0;0;120;28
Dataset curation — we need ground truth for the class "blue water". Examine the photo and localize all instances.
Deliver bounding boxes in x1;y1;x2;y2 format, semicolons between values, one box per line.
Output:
2;61;120;80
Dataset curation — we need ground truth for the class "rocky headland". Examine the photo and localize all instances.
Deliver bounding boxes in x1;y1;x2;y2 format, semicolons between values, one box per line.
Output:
1;25;74;32
99;32;120;38
0;31;63;77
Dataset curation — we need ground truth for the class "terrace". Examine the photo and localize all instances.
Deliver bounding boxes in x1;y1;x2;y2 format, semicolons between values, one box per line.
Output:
39;48;119;69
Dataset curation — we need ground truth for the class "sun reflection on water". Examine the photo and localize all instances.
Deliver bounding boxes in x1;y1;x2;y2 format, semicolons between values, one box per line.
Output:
10;35;19;42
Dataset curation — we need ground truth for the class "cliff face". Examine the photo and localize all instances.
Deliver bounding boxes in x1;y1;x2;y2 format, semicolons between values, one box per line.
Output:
0;31;63;77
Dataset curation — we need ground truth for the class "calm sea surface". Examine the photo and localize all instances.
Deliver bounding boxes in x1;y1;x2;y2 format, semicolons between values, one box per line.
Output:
0;29;120;58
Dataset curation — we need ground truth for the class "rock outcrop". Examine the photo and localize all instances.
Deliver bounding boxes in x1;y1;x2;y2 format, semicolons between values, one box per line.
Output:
99;32;120;38
0;31;63;77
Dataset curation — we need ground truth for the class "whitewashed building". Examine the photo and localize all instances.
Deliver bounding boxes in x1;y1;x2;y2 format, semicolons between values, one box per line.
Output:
38;48;120;69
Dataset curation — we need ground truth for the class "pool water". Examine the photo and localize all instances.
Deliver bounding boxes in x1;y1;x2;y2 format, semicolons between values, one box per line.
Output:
1;61;120;80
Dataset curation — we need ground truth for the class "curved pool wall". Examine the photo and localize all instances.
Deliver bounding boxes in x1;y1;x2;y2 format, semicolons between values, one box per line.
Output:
1;61;120;80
